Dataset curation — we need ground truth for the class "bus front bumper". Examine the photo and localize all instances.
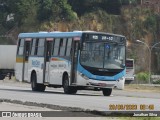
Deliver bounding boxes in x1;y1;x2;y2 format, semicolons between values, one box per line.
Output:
87;79;117;88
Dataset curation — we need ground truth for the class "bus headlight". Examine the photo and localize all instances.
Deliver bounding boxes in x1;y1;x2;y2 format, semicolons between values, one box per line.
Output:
79;73;89;80
119;77;125;81
116;77;125;90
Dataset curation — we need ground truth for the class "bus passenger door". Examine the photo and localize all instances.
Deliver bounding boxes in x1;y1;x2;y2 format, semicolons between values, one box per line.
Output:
70;40;79;84
22;40;31;81
44;39;52;83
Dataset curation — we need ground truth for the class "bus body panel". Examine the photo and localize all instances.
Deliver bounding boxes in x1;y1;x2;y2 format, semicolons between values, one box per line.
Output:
15;62;29;82
15;55;24;82
49;58;64;85
28;57;44;83
24;62;29;80
48;57;71;85
15;62;23;81
48;60;61;85
45;61;50;83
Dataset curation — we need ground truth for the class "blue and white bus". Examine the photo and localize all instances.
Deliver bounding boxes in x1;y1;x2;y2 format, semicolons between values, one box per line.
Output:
15;31;126;96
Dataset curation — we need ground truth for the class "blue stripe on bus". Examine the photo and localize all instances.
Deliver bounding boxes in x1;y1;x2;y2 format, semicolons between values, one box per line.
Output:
29;56;125;81
77;64;125;81
51;57;71;66
50;57;125;81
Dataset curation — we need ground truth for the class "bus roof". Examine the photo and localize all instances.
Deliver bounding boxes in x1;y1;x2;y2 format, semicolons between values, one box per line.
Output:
126;58;134;61
18;31;125;38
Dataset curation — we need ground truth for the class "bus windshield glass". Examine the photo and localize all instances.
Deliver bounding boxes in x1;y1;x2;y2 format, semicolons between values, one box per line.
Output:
126;59;134;69
80;35;125;70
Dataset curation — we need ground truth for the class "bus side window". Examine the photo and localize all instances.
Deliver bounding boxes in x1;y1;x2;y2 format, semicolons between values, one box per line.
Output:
51;39;55;55
59;38;67;56
46;40;53;61
37;39;45;56
66;38;72;57
35;39;39;55
53;38;60;56
31;39;37;56
25;41;30;61
17;39;24;55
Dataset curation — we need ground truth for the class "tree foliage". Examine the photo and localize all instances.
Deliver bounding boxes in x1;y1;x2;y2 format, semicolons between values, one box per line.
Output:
68;0;123;15
0;0;140;26
144;15;157;32
102;0;122;15
0;0;76;27
38;0;76;22
0;0;149;30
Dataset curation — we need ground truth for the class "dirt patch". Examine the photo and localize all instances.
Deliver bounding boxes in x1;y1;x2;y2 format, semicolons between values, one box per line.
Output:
124;84;160;93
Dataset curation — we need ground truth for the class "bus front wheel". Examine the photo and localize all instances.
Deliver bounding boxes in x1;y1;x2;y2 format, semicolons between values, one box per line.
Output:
102;88;112;96
31;72;46;92
63;75;77;94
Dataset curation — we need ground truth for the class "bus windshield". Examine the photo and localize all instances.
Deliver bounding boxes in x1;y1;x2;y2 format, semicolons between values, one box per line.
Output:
80;42;125;69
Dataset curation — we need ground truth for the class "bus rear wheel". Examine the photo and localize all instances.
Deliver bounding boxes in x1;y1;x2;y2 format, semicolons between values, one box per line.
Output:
63;75;77;94
31;72;46;92
102;88;112;96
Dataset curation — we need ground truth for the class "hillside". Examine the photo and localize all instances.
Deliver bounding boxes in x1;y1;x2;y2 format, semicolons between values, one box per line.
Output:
0;0;160;75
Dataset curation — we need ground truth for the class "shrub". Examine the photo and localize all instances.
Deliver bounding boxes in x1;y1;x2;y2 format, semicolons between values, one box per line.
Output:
136;72;149;83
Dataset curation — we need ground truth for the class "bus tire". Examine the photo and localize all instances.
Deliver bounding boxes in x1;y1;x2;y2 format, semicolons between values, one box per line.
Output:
31;72;45;92
63;75;77;94
38;84;46;92
102;88;112;96
9;72;12;79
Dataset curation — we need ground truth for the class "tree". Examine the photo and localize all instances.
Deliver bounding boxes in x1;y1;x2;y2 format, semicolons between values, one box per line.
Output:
68;0;102;16
38;0;76;22
102;0;122;15
68;0;123;16
14;0;39;25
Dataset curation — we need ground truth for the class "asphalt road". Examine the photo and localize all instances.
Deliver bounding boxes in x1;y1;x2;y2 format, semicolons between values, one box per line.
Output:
0;80;159;112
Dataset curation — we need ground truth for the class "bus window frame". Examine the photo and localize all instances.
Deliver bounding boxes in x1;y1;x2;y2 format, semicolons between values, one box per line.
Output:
66;38;73;57
17;38;25;56
30;39;38;56
53;38;60;56
126;60;134;69
37;38;45;57
51;39;55;55
59;38;67;57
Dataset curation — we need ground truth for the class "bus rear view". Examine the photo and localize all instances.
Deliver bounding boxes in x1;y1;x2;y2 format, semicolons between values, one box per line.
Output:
125;59;135;84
